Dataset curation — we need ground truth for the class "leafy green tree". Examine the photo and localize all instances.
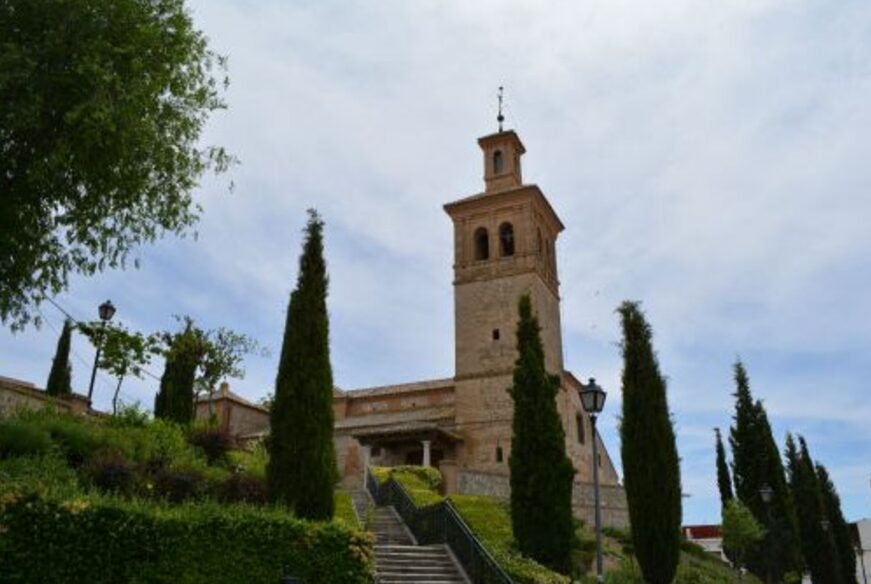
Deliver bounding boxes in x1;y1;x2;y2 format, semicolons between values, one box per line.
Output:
79;322;160;414
729;361;801;579
617;301;682;584
0;0;233;330
786;434;843;584
45;319;73;396
195;327;264;415
715;427;734;508
508;294;575;574
722;499;766;582
816;463;858;584
267;210;337;521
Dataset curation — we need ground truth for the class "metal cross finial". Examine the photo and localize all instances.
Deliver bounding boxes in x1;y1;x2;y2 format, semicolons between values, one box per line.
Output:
497;86;505;132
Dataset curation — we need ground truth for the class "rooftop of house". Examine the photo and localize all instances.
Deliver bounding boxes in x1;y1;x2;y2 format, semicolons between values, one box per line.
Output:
197;382;268;413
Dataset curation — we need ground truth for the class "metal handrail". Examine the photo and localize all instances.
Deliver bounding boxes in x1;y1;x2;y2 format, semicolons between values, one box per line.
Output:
365;467;513;584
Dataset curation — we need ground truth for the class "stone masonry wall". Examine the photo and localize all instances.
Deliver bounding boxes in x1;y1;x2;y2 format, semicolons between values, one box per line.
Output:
457;469;629;529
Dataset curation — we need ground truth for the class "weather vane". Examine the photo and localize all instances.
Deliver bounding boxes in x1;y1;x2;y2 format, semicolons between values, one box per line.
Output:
497;86;505;132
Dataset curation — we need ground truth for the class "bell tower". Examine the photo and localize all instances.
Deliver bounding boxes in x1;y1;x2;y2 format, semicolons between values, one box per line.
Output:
444;126;567;471
444;129;565;380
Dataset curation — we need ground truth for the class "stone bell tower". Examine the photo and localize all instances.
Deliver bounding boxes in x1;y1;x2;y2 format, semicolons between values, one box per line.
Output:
443;127;566;471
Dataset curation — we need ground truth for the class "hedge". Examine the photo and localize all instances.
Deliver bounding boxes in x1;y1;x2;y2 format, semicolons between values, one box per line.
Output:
0;495;374;584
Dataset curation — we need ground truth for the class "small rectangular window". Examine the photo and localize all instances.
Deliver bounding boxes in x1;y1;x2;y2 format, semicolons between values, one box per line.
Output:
496;446;504;463
576;414;586;444
492;329;500;340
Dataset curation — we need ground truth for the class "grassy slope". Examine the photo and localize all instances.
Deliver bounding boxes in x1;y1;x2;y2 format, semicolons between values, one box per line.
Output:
376;466;755;584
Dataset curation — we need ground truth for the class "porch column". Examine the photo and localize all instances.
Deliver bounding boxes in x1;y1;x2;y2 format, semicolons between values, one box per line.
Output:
421;440;431;467
361;444;372;484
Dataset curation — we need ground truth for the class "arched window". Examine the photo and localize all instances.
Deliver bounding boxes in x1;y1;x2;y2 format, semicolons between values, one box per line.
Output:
493;150;504;174
499;222;515;256
537;228;543;254
576;414;585;444
474;227;489;260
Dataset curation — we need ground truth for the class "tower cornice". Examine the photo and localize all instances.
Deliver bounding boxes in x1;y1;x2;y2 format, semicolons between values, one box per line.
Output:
443;184;565;233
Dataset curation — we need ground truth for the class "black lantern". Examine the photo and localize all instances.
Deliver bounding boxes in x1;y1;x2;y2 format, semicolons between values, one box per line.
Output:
98;300;116;321
580;377;607;415
759;484;774;504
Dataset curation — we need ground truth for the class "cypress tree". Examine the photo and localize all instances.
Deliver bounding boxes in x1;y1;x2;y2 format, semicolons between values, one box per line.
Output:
153;324;199;424
817;463;858;584
46;319;73;396
786;435;843;584
617;301;681;584
729;361;801;579
715;427;734;508
267;210;337;520
508;294;575;574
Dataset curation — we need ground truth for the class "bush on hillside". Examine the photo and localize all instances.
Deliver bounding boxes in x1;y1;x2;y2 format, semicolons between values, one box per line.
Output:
215;472;268;505
86;450;135;495
153;466;208;503
0;495;374;584
43;416;105;467
0;420;52;459
187;424;235;465
0;452;81;499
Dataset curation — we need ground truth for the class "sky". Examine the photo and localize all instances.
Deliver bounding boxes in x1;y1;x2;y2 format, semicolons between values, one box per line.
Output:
2;0;870;525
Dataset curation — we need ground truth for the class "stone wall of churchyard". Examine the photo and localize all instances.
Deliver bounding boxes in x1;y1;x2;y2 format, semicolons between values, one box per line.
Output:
457;469;630;528
0;377;90;418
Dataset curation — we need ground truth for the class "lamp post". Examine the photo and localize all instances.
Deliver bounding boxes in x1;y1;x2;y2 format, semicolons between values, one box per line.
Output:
759;483;774;584
579;377;607;583
86;300;116;404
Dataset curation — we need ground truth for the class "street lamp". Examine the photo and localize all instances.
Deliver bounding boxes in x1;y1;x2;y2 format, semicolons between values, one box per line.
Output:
86;300;116;404
579;377;607;583
759;483;774;584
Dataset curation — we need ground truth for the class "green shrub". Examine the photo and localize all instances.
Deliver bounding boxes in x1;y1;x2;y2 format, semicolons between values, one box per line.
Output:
0;420;52;459
372;465;445;507
43;416;106;466
0;452;82;499
104;403;152;428
153;466;209;502
187;425;234;465
227;443;268;478
85;450;136;495
215;472;268;505
0;495;375;584
334;490;359;527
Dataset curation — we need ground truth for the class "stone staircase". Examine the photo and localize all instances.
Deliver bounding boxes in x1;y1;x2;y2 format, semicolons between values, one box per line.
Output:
349;489;469;584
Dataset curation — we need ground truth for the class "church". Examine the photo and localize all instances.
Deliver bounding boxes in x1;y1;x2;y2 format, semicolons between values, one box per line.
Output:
332;126;627;526
202;125;629;526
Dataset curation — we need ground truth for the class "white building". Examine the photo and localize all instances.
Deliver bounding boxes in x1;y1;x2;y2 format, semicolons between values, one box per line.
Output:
855;518;871;584
683;525;727;562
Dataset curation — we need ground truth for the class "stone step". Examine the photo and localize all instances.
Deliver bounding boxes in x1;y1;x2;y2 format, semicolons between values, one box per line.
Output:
377;554;454;564
376;564;459;574
375;545;449;556
378;572;467;584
